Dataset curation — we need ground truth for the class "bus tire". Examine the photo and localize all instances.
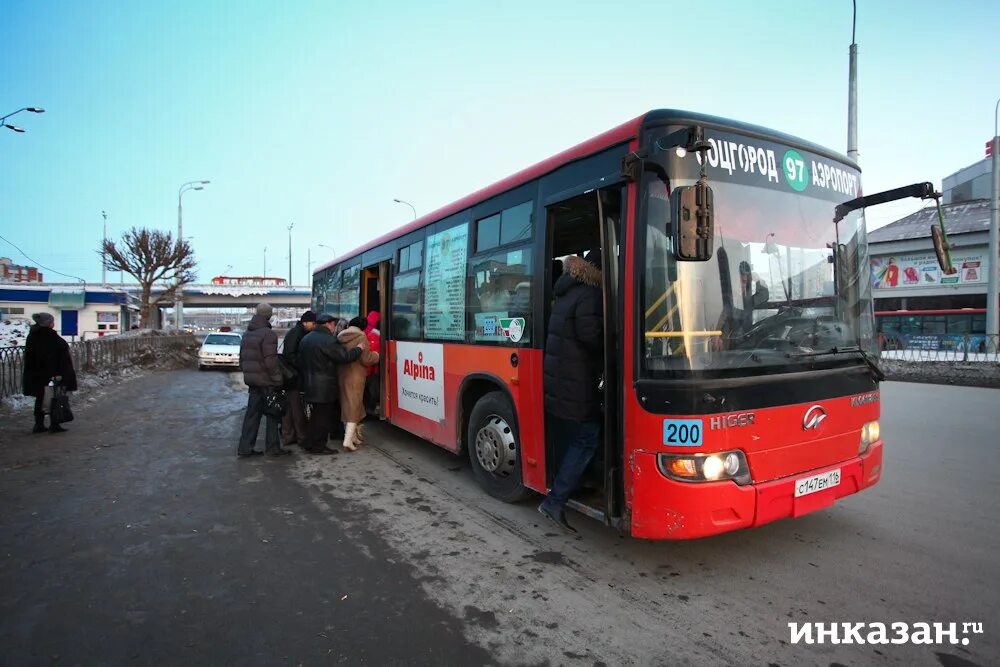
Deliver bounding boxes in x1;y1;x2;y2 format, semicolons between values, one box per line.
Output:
467;390;532;503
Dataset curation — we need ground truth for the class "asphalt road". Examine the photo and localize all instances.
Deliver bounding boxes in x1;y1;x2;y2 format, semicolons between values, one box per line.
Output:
1;372;996;666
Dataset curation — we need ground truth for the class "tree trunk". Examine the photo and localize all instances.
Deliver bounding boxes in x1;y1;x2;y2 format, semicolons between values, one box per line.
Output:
140;286;153;328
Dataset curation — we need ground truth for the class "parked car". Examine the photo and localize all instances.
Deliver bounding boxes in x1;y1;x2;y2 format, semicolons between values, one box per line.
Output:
197;331;242;370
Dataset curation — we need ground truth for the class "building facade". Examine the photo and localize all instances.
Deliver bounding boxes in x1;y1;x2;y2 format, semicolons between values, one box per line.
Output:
868;157;994;348
0;257;44;283
0;284;138;341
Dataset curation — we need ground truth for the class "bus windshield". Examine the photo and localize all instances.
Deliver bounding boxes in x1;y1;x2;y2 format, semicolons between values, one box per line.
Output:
641;131;874;377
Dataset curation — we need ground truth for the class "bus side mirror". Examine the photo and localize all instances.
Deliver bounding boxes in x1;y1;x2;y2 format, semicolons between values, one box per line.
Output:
671;182;714;261
930;225;957;275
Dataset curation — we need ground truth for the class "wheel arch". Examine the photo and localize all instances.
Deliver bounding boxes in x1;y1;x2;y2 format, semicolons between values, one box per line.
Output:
456;373;518;455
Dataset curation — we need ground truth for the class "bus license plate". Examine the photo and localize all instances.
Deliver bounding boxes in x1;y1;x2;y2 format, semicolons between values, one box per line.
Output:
794;469;841;498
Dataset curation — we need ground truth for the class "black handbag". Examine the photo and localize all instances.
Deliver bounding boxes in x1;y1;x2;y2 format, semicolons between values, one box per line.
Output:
50;386;75;424
263;388;286;418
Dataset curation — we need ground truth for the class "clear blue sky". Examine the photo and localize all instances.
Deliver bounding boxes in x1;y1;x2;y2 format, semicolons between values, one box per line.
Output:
2;0;998;285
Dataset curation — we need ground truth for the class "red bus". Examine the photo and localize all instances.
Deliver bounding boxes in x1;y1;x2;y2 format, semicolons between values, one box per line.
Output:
313;109;884;539
211;276;288;287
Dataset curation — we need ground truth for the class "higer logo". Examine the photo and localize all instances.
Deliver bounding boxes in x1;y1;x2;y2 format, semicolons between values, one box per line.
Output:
403;351;436;382
802;405;828;431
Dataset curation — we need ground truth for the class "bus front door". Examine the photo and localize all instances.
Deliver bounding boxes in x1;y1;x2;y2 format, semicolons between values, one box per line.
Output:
543;185;624;525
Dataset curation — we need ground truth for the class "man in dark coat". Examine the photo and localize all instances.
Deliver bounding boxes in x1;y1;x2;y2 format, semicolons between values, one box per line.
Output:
22;312;77;434
298;312;361;455
280;310;317;446
539;249;604;532
237;303;289;458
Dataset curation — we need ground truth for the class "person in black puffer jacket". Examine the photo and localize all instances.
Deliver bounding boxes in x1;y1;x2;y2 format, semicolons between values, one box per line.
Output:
280;310;317;447
298;313;361;455
538;249;604;533
237;303;288;458
23;312;78;434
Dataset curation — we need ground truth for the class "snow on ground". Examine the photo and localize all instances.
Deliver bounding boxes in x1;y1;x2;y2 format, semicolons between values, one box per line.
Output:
0;320;32;348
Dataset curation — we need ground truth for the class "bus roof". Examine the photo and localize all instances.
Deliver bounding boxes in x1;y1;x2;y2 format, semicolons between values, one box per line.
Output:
317;109;857;272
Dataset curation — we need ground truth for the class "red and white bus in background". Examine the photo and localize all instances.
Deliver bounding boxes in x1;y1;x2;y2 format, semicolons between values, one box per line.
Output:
313;109;885;539
211;276;288;287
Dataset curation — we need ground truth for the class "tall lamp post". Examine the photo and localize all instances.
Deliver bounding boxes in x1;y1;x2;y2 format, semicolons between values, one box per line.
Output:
263;246;268;277
287;222;294;285
101;211;108;285
847;0;859;164
987;97;1000;338
393;198;417;220
176;180;210;328
1;106;44;133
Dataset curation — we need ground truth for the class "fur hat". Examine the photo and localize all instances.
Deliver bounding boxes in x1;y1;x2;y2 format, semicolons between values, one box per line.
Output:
256;303;274;318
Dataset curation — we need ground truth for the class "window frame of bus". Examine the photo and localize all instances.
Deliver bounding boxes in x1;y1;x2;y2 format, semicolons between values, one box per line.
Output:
467;186;537;346
320;267;342;318
392;229;428;341
339;262;362;321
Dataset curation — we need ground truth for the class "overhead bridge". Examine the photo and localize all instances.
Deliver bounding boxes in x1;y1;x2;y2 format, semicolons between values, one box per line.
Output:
135;284;313;309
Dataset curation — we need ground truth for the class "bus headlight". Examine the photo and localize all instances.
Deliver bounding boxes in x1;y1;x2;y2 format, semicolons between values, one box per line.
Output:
860;420;880;453
657;450;751;486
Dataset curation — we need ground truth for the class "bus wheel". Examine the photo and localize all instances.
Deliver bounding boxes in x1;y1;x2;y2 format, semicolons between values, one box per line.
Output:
467;391;532;503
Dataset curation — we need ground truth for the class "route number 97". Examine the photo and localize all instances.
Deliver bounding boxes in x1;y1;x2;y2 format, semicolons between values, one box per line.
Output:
662;419;703;447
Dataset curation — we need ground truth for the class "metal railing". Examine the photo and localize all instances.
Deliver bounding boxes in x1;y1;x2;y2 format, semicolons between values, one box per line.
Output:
878;333;1000;363
0;333;195;400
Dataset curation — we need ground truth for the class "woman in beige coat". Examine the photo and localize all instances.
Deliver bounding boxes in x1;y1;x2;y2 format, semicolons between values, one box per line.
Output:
337;316;380;450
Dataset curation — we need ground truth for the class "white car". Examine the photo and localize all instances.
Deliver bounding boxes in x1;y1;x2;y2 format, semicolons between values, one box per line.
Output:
197;332;242;370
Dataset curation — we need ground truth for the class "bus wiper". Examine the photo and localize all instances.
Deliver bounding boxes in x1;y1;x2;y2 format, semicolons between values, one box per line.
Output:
789;345;885;382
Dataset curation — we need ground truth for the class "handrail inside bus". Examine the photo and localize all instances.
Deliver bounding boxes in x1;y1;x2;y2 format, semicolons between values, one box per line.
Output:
644;331;722;338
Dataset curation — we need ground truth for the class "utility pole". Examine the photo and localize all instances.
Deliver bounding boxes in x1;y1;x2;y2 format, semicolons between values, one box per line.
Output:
987;97;1000;338
287;222;294;285
264;246;268;277
847;0;859;164
101;210;108;285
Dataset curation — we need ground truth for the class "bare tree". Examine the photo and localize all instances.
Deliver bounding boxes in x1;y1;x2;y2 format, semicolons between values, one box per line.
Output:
100;228;197;327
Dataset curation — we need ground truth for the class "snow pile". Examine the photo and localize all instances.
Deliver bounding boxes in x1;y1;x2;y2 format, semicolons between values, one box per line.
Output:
0;320;32;348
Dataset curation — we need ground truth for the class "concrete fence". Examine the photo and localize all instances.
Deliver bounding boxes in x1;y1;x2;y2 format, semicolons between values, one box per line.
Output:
0;332;196;400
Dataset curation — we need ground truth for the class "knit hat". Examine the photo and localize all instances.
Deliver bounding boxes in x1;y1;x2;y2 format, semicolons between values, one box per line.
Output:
256;303;274;318
584;249;602;269
32;312;55;327
300;310;317;323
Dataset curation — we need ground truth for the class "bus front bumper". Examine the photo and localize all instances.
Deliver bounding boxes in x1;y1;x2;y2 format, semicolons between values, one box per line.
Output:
628;441;883;540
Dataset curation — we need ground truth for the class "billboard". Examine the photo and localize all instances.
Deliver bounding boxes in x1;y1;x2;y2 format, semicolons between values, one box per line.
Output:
870;251;987;290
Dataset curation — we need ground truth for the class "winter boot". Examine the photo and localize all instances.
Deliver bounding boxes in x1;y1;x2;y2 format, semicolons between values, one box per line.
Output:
343;422;358;452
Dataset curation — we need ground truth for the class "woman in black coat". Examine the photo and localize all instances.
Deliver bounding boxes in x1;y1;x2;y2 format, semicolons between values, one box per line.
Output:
22;312;77;433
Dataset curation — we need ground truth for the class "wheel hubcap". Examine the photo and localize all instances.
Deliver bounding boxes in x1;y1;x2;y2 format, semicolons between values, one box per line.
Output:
475;414;517;477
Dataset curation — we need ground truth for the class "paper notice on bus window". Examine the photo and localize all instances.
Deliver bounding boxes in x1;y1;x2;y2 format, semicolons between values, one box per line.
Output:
423;223;469;340
396;342;445;421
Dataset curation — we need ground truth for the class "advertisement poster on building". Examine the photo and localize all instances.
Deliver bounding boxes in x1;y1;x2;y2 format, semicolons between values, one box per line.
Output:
396;341;445;421
423;223;468;340
871;251;987;289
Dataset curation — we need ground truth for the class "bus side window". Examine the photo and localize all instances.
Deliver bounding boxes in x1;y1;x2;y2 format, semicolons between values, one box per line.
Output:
466;246;533;345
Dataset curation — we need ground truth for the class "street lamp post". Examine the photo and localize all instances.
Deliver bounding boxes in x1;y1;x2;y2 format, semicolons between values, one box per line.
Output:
987;97;1000;338
287;223;294;285
847;0;859;164
101;210;108;285
264;246;268;277
1;106;45;133
393;198;417;220
176;180;210;328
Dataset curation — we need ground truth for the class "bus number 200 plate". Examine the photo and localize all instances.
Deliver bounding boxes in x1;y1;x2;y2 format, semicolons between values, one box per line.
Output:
662;419;703;447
